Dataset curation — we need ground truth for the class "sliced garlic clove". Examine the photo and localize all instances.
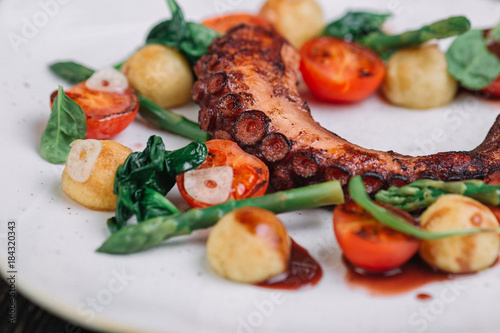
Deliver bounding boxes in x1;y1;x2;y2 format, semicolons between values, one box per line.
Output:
66;139;102;183
184;166;233;205
85;67;128;93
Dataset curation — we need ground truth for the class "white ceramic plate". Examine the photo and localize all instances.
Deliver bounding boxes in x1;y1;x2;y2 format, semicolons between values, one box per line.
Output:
1;0;500;332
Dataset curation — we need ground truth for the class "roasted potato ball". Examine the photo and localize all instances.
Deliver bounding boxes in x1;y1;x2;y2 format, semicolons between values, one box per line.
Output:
259;0;324;48
121;44;193;109
62;139;131;211
419;194;500;274
207;207;291;283
381;44;458;109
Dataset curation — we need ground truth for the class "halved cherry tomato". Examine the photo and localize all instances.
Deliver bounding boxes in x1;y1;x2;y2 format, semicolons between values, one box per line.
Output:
176;139;269;208
50;82;139;139
299;37;386;103
481;76;500;98
333;202;420;273
202;13;273;33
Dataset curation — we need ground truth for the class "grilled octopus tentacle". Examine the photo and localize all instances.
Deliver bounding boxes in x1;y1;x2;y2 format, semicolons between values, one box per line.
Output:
192;25;500;193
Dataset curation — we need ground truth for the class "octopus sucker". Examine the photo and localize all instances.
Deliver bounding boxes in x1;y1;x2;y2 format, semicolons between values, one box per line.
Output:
192;25;500;193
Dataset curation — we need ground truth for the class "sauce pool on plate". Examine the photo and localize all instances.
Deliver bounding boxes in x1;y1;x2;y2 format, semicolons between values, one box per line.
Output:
343;256;452;296
256;239;322;290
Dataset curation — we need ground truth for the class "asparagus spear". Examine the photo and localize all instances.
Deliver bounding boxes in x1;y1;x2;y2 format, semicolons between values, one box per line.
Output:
375;179;500;211
350;176;500;239
361;16;471;55
97;180;345;254
48;61;210;141
138;95;210;141
323;13;470;57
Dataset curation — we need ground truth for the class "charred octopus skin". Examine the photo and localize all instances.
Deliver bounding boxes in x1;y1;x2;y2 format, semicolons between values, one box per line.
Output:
192;25;500;193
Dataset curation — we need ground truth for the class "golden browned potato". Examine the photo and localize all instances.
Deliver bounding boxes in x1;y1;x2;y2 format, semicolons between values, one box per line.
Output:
207;207;291;283
62;140;132;211
259;0;324;48
121;44;193;109
381;44;458;109
419;194;500;274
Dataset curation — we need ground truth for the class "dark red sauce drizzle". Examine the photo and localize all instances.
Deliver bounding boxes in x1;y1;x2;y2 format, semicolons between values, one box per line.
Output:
416;293;432;301
343;256;452;296
256;239;322;290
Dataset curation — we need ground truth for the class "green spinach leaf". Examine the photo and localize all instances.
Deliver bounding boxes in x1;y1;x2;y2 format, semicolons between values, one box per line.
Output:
40;86;87;164
323;11;391;42
446;29;500;90
138;188;181;222
146;0;220;64
49;62;94;84
109;135;207;232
